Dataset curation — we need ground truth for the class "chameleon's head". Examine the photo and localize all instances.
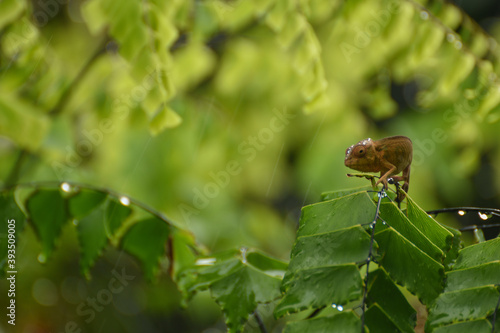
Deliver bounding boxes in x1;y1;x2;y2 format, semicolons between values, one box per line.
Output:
344;138;377;172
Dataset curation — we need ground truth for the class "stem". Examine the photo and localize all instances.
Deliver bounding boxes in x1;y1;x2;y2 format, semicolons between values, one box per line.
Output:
253;311;268;333
426;207;500;218
360;189;385;333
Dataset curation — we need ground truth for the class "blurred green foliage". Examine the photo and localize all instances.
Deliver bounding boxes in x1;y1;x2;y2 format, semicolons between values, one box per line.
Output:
1;0;500;331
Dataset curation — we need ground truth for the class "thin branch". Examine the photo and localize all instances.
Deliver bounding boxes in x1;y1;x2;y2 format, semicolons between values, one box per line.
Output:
426;207;500;218
460;223;500;232
361;189;386;333
426;207;500;232
253;311;268;333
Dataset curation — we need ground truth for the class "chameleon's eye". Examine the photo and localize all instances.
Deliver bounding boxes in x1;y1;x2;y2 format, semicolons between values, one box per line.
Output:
354;146;365;156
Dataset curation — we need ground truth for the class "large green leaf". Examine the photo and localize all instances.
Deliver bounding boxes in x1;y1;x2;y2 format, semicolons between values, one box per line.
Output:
365;268;416;332
374;227;444;304
275;264;363;318
180;249;287;333
26;189;69;260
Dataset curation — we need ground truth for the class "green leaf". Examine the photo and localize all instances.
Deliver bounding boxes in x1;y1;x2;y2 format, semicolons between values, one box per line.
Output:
149;106;182;135
275;264;363;318
297;192;376;237
445;262;500;292
453;237;500;269
427;287;499;328
365;268;416;332
69;189;108;219
0;191;26;274
286;225;374;278
26;189;69;260
77;204;108;279
105;198;132;238
121;217;171;280
320;186;374;201
182;249;286;333
374;227;444;304
283;311;363;333
364;304;402;333
405;196;455;255
379;201;445;263
432;320;493;333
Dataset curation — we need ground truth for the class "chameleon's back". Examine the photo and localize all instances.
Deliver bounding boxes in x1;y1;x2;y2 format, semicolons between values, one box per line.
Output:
375;136;413;174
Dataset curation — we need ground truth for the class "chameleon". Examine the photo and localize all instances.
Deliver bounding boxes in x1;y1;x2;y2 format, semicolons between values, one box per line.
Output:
344;136;413;201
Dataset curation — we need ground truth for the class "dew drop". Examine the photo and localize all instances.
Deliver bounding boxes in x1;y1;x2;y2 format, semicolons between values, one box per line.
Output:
195;258;216;266
38;253;47;263
458;210;466;216
382;221;386;225
370;222;376;229
331;303;344;311
446;33;456;43
454;40;462;50
60;182;71;193
420;11;429;20
72;219;79;226
119;196;130;206
478;212;490;220
240;247;248;264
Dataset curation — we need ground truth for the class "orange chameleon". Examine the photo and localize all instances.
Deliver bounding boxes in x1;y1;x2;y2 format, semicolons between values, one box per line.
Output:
344;136;413;201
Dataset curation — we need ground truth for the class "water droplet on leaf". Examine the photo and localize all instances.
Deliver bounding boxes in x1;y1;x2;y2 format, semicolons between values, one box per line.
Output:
60;182;71;192
119;196;130;206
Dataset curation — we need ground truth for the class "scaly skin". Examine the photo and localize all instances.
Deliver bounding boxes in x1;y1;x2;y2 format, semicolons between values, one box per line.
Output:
344;136;413;201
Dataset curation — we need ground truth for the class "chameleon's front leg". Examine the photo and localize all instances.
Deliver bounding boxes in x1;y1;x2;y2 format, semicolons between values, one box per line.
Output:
375;162;397;190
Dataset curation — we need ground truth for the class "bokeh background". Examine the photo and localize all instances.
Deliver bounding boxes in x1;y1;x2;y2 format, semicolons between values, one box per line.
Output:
1;0;500;332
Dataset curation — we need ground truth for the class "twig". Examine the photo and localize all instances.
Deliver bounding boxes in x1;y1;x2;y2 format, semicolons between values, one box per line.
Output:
426;207;500;218
360;189;386;333
426;207;500;232
253;310;268;333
